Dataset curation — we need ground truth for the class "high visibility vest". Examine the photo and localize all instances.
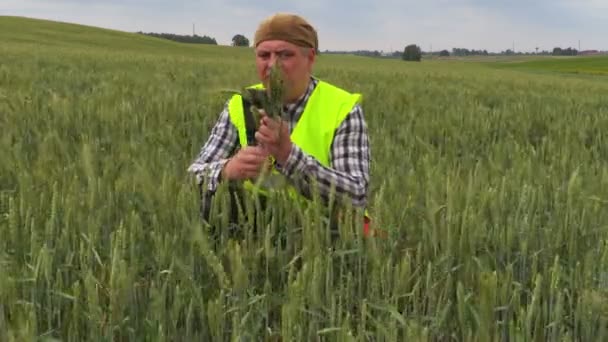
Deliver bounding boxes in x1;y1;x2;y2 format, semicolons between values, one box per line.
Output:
227;79;374;233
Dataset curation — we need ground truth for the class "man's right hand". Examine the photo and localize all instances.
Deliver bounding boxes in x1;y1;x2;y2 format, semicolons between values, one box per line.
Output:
221;146;271;181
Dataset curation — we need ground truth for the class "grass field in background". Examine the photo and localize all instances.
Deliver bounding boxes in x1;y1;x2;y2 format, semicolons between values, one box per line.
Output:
2;16;608;341
490;55;608;76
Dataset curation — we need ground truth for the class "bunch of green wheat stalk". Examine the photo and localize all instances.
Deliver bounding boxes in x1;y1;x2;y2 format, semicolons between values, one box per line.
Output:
221;62;285;128
245;62;285;121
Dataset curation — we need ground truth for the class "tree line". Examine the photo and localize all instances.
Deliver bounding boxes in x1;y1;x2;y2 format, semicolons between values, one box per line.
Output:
137;31;218;45
403;45;585;60
324;44;587;62
136;32;255;47
134;31;586;59
552;47;578;56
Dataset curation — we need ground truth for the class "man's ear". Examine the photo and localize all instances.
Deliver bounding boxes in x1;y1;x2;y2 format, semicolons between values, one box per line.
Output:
307;47;316;65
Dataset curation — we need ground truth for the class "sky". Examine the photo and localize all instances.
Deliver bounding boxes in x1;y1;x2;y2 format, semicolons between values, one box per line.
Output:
1;0;606;53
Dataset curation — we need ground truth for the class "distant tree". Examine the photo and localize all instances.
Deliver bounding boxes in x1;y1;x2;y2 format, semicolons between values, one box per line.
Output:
552;47;563;56
232;34;250;47
449;48;489;56
439;49;450;57
137;31;217;45
402;44;422;61
452;48;470;56
552;47;578;56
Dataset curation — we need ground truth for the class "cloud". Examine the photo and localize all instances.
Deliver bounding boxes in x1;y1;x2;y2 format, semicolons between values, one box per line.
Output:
1;0;605;52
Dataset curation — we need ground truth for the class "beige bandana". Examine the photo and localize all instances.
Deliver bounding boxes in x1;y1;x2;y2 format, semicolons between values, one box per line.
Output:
254;13;318;50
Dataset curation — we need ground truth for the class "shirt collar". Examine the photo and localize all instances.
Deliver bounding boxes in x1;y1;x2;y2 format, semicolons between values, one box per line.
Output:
283;76;317;119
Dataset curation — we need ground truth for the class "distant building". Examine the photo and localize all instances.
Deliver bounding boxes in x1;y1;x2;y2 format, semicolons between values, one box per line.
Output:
579;50;600;56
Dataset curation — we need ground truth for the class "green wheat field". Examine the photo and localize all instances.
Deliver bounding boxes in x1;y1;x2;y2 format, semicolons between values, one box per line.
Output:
2;16;608;341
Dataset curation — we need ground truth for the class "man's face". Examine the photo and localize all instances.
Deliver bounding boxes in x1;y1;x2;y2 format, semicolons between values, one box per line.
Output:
255;40;315;100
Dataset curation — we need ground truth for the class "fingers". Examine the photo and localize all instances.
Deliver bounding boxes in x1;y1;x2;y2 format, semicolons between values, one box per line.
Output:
234;167;262;180
224;145;273;181
240;145;269;158
255;124;278;146
234;146;269;167
238;153;267;166
238;164;265;175
261;115;282;130
226;155;269;181
257;109;282;127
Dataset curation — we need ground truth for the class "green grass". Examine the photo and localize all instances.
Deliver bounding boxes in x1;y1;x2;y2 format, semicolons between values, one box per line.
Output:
3;15;608;341
491;55;608;77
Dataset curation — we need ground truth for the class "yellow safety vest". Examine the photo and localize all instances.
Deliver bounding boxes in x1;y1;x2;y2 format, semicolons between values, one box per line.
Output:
227;79;369;219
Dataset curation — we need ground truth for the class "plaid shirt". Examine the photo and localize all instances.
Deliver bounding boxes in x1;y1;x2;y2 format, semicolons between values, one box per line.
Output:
188;77;370;208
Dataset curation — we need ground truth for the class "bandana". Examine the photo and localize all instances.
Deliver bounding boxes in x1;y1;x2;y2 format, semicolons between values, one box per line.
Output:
254;13;318;50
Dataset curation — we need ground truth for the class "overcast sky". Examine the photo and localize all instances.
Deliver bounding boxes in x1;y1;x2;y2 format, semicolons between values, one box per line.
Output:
2;0;606;52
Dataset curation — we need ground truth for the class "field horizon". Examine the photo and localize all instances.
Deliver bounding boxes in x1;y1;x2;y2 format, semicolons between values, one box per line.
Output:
3;15;607;74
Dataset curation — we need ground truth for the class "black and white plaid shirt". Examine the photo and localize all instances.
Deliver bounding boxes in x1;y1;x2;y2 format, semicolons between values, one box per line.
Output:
188;77;370;208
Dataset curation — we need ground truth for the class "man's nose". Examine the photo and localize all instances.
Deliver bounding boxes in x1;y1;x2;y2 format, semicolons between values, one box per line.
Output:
264;56;279;76
268;54;278;67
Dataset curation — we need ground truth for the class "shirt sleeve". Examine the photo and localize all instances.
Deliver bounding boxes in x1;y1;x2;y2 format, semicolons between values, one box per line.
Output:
187;104;239;192
276;103;371;208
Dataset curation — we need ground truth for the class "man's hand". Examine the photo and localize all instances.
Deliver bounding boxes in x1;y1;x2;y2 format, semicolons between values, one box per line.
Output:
255;111;292;165
221;146;271;181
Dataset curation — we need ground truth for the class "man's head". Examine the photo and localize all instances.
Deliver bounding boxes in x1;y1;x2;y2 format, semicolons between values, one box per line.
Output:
253;13;318;103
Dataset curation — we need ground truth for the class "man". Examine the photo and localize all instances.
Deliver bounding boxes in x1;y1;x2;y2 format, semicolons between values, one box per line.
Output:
188;13;371;239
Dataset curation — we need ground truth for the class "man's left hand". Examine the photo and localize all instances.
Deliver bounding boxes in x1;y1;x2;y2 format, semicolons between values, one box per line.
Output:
255;110;292;165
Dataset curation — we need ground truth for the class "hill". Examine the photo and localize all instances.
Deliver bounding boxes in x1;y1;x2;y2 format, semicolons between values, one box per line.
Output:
0;15;247;59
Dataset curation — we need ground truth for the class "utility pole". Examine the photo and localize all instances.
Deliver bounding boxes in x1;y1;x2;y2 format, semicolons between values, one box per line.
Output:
193;23;195;36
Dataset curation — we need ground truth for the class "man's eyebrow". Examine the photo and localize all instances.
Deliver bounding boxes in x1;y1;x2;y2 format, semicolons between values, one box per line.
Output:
257;49;292;54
